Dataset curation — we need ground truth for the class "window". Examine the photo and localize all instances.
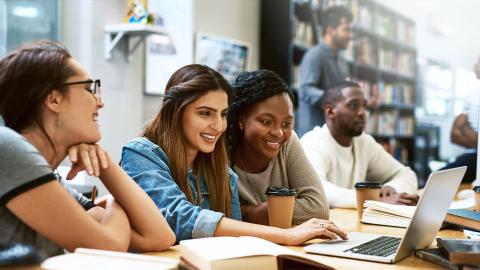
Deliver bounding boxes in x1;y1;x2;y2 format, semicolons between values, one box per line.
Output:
0;0;58;57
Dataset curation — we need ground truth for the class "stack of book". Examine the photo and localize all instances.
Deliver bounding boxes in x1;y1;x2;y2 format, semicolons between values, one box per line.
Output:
415;239;480;269
361;199;476;228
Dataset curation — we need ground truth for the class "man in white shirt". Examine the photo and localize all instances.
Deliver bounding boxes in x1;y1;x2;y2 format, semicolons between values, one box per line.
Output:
300;81;419;209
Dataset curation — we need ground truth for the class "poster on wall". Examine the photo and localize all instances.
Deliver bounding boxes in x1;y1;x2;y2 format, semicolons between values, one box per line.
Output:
145;0;193;95
195;32;250;83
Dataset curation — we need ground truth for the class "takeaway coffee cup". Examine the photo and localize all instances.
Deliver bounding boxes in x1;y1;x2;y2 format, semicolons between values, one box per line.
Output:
354;182;382;220
474;186;480;212
265;187;296;229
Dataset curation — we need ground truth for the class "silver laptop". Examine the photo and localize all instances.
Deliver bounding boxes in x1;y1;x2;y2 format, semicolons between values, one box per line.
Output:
304;166;467;263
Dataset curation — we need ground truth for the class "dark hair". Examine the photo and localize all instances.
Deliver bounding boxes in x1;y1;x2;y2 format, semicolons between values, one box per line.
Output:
228;70;294;157
321;80;361;109
321;6;353;36
0;40;76;147
143;64;234;217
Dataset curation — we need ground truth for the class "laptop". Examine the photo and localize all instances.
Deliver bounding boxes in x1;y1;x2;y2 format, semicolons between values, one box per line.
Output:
304;166;467;263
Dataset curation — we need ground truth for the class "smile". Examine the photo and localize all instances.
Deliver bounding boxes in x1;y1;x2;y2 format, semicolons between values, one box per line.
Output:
200;133;217;141
266;141;281;148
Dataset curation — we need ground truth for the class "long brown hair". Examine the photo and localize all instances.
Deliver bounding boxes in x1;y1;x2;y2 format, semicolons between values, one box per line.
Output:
143;64;234;217
0;40;75;150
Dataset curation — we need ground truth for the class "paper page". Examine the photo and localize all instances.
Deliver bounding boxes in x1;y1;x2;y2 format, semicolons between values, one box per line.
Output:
41;251;177;270
364;200;415;217
449;198;475;209
180;236;295;261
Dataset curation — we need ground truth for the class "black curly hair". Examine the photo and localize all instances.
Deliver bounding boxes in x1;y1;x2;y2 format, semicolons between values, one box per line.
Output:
227;70;294;158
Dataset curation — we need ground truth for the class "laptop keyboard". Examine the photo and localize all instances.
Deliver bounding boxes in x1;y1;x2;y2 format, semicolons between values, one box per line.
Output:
344;236;401;257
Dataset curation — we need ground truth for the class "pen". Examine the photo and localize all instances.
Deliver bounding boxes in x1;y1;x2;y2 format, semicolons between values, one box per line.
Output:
90;185;97;202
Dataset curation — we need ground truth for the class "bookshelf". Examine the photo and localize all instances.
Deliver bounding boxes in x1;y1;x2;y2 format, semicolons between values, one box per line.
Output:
260;0;417;167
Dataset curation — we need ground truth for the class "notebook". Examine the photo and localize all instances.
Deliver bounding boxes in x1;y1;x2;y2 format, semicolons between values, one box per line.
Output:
179;236;334;270
304;167;467;263
41;248;178;270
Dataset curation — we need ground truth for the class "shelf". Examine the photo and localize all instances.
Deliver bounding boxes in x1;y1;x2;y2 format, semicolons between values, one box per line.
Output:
372;104;415;111
373;134;414;140
104;23;169;61
354;26;416;52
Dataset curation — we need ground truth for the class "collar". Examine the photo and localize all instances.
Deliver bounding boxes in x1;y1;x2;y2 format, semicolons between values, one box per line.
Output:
320;43;337;58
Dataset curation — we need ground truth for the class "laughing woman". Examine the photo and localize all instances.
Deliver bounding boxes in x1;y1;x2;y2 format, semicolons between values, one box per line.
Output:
0;41;174;257
228;70;330;225
121;64;347;245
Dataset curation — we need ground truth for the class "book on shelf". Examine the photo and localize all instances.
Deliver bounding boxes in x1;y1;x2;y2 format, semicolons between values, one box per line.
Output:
437;238;480;266
414;248;460;270
179;236;334;270
361;199;476;228
41;248;178;270
444;209;480;232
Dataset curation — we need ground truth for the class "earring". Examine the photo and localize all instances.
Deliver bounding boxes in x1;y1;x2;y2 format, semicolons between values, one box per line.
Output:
239;123;243;130
56;117;62;130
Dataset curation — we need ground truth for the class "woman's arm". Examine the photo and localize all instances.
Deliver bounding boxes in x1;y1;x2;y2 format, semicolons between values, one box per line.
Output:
240;203;269;225
6;180;131;252
68;144;175;252
286;133;330;222
214;217;347;245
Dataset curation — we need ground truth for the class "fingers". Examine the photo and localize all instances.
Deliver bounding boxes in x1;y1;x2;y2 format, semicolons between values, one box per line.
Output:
96;146;109;169
88;146;100;176
400;193;419;202
310;219;348;240
79;146;94;175
66;143;109;178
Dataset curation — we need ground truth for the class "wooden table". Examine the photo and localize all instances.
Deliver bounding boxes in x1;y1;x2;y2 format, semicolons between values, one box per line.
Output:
143;208;465;270
7;208;466;270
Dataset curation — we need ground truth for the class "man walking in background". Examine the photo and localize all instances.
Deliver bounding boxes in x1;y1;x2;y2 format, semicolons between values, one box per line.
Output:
296;5;354;136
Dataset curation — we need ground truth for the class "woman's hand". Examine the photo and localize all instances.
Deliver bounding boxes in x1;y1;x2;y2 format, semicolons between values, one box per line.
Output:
66;143;109;180
282;218;348;246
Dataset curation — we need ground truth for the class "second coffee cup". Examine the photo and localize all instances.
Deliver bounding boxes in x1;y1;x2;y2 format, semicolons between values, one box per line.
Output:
265;187;296;229
354;182;382;221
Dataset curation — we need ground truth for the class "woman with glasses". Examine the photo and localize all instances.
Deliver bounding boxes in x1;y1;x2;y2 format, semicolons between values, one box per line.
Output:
120;64;347;245
0;40;175;257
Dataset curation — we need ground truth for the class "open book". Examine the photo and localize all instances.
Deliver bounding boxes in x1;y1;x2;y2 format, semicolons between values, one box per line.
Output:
361;198;475;228
179;236;334;270
41;248;178;270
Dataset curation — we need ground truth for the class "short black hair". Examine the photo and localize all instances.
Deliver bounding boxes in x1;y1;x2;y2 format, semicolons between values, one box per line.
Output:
227;70;294;156
321;5;353;36
322;80;361;109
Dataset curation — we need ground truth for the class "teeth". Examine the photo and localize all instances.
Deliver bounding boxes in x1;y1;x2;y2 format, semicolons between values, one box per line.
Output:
267;141;280;146
201;133;216;140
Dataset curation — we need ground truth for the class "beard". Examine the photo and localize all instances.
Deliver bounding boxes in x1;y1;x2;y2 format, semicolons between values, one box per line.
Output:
333;36;350;50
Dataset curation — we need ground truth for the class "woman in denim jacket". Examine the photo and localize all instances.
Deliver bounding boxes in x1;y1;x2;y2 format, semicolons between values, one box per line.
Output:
121;64;348;245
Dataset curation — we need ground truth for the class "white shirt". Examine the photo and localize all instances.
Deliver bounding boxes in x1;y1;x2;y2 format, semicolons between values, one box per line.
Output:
300;125;418;208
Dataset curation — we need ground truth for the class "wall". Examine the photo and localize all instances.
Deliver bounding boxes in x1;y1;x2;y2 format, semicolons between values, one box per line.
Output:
59;0;260;192
142;0;260;122
61;0;145;194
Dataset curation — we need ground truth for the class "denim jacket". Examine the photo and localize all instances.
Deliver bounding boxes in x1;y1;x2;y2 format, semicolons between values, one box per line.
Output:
121;137;241;242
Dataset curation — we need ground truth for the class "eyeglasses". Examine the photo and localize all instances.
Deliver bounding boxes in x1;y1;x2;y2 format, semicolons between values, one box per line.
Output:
63;79;102;102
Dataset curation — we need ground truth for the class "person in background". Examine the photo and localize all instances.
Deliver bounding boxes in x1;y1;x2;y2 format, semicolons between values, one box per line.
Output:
0;40;175;257
300;80;419;208
296;5;354;137
121;64;347;245
227;70;330;225
440;55;480;183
